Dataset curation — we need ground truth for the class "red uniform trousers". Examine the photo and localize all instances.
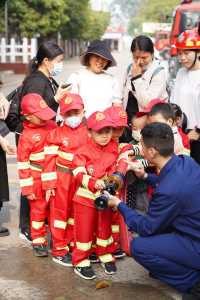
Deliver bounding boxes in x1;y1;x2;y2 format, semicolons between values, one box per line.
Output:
29;170;48;245
72;196;117;267
50;169;76;256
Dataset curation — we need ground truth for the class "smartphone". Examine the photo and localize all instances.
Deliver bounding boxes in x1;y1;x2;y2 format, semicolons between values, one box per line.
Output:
61;83;72;89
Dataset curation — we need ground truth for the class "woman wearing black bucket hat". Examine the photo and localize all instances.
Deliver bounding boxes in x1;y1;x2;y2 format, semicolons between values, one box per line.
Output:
67;40;122;117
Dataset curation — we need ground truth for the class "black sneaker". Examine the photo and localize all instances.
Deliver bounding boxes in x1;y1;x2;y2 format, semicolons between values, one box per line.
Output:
74;266;96;280
0;226;9;237
113;249;126;259
33;244;48;257
101;261;117;275
52;253;73;267
19;230;32;244
89;253;100;263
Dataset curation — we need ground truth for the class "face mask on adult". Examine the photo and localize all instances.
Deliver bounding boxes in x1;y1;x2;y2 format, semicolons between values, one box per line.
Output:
50;62;63;77
132;129;141;142
64;115;82;128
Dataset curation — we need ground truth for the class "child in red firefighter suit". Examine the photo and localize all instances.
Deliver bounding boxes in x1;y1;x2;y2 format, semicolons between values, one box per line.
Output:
17;93;56;257
42;93;88;267
103;106;130;259
72;110;129;280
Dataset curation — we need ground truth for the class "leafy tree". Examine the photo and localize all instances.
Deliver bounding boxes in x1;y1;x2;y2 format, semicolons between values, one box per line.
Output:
128;0;180;35
0;0;109;41
83;10;110;41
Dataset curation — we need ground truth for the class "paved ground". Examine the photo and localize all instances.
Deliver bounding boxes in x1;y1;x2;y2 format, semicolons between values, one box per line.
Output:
0;51;182;300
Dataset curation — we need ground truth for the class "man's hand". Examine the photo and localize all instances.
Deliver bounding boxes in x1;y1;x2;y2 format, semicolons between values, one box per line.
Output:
127;161;147;178
103;191;121;208
95;180;106;190
46;189;55;202
27;193;36;201
0;136;16;155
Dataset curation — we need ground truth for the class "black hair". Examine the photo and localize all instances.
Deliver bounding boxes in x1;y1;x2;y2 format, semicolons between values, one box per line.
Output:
149;103;175;122
141;122;174;157
171;103;182;119
131;35;154;54
29;41;64;74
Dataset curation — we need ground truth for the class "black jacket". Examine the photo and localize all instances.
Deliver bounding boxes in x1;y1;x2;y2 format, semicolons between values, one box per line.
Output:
6;71;58;135
21;70;58;112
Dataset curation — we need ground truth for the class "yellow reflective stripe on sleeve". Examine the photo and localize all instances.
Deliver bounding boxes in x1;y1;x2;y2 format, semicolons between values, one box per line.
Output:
30;152;45;161
58;151;74;161
17;161;30;170
20;177;33;187
41;172;57;182
76;241;92;251
56;245;69;251
76;187;100;200
76;259;90;267
111;225;120;233
67;218;74;226
30;165;42;172
73;166;87;176
96;236;114;248
82;174;91;189
32;237;46;245
44;145;59;155
32;221;44;230
99;254;113;263
54;220;67;229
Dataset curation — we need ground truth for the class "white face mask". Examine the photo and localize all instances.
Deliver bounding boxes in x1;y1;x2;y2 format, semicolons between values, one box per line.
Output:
64;115;82;128
132;129;141;142
50;62;63;77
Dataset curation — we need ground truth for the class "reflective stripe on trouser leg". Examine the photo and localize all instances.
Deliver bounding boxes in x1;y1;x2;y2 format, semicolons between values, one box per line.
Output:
96;209;117;257
29;181;48;242
50;172;74;257
72;201;97;266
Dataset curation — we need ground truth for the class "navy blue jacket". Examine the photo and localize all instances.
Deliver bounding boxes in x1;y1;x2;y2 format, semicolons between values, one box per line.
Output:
118;155;200;241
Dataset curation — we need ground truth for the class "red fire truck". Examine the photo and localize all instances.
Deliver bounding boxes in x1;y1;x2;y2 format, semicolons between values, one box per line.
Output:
169;0;200;77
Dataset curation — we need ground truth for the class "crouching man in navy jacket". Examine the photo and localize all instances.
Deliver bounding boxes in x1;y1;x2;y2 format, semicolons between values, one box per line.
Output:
107;122;200;300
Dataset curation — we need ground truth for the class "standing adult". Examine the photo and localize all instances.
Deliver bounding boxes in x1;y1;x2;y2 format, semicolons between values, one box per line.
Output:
6;41;69;241
171;25;200;164
107;123;200;300
123;35;168;126
67;40;122;117
0;120;15;236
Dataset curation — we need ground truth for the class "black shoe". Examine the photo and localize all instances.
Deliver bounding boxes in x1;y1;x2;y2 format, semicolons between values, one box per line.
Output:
19;230;32;243
74;266;96;280
101;261;117;275
113;249;126;259
33;244;48;257
89;253;100;263
52;253;73;267
0;226;9;237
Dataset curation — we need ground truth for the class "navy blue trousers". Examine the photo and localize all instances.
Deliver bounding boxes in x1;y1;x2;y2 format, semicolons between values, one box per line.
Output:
131;233;200;293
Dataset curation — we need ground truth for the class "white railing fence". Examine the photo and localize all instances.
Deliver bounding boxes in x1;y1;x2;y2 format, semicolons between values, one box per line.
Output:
0;38;37;64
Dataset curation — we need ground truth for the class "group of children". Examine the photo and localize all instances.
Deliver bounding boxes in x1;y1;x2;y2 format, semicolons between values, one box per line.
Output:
17;92;190;280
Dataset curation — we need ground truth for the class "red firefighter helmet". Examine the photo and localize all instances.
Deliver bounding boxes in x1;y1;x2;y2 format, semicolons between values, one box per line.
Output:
175;26;200;50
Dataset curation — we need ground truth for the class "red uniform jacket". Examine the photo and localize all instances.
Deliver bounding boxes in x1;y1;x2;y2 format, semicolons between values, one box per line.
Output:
17;120;56;196
72;138;129;208
42;123;88;190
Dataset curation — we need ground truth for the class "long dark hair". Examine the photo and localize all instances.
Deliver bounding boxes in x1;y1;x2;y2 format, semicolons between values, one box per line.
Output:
131;35;154;54
29;41;64;74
